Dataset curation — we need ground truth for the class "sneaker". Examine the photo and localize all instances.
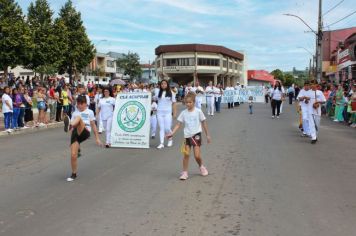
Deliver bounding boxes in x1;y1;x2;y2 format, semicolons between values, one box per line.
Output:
105;144;111;148
64;115;70;133
167;139;173;147
157;143;164;149
179;171;188;180
66;173;77;182
272;116;275;119
6;129;12;133
200;166;209;176
333;119;338;122
311;139;317;144
301;133;308;137
151;135;155;139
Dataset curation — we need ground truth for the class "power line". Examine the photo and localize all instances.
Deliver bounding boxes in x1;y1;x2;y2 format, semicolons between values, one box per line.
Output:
326;9;356;27
323;0;344;16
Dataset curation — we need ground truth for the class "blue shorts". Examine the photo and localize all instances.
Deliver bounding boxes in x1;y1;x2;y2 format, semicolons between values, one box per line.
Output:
37;101;46;110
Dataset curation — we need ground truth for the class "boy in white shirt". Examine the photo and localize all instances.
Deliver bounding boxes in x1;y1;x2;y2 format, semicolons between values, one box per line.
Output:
168;92;211;180
64;95;102;182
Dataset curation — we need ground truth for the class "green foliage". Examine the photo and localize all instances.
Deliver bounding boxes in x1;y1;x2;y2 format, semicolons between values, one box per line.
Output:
116;52;142;80
57;0;94;82
270;69;285;84
26;0;68;78
284;73;295;87
0;0;33;79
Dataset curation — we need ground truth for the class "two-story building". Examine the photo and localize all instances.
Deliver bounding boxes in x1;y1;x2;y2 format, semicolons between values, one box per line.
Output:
155;44;245;87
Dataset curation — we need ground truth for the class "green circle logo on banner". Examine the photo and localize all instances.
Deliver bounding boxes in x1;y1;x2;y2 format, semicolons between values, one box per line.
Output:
117;101;146;132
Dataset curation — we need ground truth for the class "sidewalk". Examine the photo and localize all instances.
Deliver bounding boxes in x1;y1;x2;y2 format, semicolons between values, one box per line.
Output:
0;108;64;137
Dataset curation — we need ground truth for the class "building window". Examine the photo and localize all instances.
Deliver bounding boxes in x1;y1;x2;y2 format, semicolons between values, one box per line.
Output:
107;60;115;68
197;58;220;66
223;60;227;68
229;62;233;69
157;60;161;67
164;58;195;66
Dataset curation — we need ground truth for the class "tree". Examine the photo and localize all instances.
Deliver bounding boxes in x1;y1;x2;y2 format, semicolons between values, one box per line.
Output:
0;0;33;81
57;0;94;83
270;69;285;84
26;0;68;80
284;73;295;87
116;52;142;81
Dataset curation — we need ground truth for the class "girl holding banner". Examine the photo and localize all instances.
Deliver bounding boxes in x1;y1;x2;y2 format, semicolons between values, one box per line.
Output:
155;79;177;149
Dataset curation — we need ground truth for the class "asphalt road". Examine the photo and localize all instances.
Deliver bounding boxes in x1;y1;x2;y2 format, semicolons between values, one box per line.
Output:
0;103;355;236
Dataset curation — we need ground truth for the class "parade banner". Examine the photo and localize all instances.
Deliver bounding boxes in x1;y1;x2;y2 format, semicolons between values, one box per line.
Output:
111;93;151;149
222;86;265;103
199;86;265;104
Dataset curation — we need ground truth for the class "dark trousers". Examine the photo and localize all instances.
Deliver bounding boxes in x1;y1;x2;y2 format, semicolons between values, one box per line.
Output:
265;95;269;104
288;93;294;105
215;97;222;112
56;104;62;121
271;99;282;116
228;102;234;109
18;107;25;127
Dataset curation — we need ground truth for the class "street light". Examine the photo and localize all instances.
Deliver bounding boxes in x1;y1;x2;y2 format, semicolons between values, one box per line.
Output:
283;14;317;35
284;9;323;83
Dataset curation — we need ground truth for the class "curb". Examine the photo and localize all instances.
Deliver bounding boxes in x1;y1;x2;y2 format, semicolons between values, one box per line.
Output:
0;122;64;137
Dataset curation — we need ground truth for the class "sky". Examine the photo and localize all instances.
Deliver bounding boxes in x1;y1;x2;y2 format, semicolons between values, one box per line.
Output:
17;0;356;72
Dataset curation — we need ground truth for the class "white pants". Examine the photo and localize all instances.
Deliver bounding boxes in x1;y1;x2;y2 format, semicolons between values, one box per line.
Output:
150;115;157;137
102;117;112;144
309;114;321;140
301;109;310;135
157;112;172;145
206;96;214;115
97;115;104;132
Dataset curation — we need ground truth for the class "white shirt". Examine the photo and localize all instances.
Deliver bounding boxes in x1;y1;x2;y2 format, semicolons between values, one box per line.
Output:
2;93;13;113
205;86;215;97
185;86;194;95
297;89;313;113
94;93;102;106
98;97;115;120
271;87;285;100
214;87;222;98
308;90;326;116
177;108;206;138
156;91;176;114
71;108;95;132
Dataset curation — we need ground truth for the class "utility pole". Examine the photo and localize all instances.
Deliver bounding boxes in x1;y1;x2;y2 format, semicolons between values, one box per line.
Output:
309;58;312;79
316;0;323;83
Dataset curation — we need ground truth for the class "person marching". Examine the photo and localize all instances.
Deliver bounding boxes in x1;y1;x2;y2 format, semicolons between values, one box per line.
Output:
155;79;177;149
97;87;115;148
308;81;326;144
205;81;215;116
168;92;211;180
270;81;285;118
248;95;254;114
150;99;158;139
64;95;102;182
297;81;312;137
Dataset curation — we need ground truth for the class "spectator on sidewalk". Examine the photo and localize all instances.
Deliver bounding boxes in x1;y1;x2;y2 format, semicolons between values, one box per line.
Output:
36;87;46;126
18;87;26;128
48;84;57;122
23;88;34;127
2;87;13;133
333;85;346;122
12;88;22;130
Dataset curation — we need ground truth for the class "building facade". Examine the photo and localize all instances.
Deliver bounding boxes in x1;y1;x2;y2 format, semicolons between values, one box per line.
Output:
247;70;275;86
155;44;245;87
336;33;356;83
322;27;356;81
